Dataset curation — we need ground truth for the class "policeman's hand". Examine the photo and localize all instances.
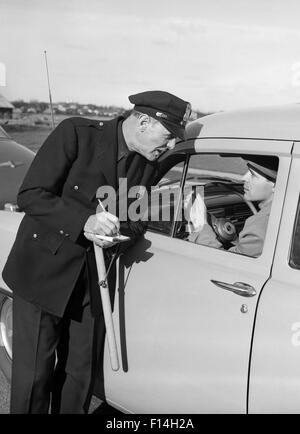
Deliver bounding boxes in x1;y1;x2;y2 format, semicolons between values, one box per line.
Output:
83;231;118;249
84;211;120;236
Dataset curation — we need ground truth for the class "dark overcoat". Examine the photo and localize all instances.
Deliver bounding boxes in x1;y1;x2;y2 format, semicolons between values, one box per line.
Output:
2;116;157;317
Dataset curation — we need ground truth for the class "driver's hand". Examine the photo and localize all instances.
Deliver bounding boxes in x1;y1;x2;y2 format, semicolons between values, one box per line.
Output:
184;191;207;232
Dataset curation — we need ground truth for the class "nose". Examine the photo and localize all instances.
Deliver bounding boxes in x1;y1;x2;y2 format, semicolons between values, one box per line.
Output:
167;138;176;150
243;170;251;182
242;171;252;193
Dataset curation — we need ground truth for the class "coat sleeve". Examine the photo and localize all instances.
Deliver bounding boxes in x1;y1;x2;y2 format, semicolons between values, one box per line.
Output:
17;119;94;242
228;213;267;258
189;213;267;258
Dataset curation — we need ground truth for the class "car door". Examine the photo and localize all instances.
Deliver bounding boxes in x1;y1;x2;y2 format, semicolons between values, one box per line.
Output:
103;138;292;414
248;141;300;413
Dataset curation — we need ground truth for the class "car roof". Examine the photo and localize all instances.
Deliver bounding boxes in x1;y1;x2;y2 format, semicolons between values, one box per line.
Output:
186;103;300;142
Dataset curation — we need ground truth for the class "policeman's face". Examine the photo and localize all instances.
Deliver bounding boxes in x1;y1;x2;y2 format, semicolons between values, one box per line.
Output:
135;116;176;161
243;168;274;202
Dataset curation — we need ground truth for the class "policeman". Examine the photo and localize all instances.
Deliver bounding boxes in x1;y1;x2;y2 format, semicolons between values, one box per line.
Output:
2;90;191;414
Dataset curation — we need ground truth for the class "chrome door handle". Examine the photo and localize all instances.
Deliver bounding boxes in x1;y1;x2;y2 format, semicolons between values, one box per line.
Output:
210;280;257;297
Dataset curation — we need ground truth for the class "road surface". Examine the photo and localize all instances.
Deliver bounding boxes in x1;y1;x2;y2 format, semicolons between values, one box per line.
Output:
0;369;9;413
0;370;111;414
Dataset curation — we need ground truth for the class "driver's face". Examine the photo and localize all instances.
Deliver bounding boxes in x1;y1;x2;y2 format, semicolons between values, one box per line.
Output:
243;168;274;202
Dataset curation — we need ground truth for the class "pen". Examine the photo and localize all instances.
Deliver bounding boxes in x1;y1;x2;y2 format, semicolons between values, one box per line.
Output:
97;199;120;236
97;199;106;213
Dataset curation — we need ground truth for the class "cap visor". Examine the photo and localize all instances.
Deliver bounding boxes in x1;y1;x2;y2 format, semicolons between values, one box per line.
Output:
161;120;186;141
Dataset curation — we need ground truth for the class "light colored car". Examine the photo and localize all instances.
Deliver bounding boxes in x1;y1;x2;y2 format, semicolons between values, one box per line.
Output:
0;125;34;379
2;105;300;413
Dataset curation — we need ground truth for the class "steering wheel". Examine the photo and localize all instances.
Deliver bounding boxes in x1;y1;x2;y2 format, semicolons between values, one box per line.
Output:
207;181;257;244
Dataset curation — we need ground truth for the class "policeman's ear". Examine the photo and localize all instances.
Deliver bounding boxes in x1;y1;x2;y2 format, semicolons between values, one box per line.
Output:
138;114;151;132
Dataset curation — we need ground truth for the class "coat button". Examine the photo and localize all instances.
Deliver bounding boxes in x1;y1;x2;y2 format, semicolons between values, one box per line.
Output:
59;230;64;235
99;121;104;127
33;233;38;239
65;233;70;237
73;185;79;191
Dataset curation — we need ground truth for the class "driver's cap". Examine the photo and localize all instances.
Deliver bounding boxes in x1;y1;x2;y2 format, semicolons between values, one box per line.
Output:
246;161;277;182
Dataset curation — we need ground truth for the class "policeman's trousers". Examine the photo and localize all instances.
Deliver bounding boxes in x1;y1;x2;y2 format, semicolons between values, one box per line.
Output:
10;268;105;414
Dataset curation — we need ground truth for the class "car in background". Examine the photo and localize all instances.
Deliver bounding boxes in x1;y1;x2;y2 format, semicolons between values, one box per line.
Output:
0;125;34;379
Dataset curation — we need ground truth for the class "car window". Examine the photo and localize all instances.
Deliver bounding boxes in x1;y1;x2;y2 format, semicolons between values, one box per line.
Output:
178;153;278;258
147;160;187;236
289;196;300;269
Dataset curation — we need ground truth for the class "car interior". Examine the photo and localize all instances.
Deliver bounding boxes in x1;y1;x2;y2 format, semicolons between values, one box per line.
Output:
148;153;279;255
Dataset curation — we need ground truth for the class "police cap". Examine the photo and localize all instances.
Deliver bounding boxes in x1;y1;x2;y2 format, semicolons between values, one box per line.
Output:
129;90;191;140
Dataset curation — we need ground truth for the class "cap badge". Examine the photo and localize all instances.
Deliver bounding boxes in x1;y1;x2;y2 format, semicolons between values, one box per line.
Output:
156;111;168;119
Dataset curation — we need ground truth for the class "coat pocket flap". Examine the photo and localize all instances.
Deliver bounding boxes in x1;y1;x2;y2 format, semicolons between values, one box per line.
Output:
45;235;64;255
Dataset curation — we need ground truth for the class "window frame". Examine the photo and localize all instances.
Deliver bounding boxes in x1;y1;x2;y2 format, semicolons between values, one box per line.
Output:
147;146;279;261
146;154;190;237
289;194;300;269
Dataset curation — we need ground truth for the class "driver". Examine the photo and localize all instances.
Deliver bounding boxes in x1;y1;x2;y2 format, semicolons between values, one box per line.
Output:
186;161;277;258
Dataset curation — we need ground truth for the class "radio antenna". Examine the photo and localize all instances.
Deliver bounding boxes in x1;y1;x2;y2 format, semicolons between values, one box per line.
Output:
44;50;55;129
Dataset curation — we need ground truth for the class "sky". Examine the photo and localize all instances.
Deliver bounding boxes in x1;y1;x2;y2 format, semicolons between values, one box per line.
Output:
1;0;300;112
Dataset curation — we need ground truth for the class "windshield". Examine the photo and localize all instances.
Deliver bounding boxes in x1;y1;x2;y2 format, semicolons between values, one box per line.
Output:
189;154;247;175
0;126;10;139
157;155;246;189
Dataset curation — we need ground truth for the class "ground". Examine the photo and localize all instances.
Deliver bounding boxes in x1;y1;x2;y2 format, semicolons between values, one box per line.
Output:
0;368;105;413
